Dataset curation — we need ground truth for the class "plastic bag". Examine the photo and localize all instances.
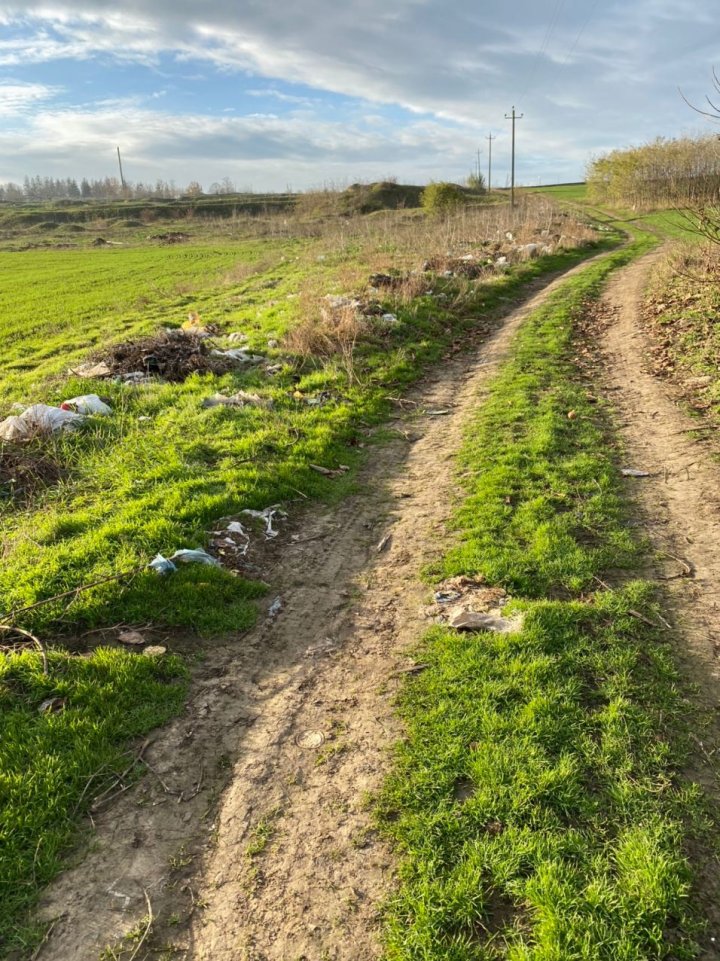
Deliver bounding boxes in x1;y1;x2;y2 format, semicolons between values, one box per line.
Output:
60;394;112;415
0;404;84;441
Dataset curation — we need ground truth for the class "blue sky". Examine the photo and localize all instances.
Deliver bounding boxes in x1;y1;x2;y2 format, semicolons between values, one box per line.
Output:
0;0;718;191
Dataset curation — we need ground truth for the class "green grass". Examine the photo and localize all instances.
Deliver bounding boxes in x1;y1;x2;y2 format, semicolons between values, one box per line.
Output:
0;646;187;954
0;240;613;638
525;183;588;203
378;236;703;959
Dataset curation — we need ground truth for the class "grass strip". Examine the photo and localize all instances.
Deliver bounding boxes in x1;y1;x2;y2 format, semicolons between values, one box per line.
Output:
378;238;703;959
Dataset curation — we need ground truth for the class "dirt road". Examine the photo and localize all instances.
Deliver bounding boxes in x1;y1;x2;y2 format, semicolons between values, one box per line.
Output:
598;248;720;956
35;258;607;961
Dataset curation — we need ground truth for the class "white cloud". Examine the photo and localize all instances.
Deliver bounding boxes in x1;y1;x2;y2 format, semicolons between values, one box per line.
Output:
0;79;60;115
0;1;717;186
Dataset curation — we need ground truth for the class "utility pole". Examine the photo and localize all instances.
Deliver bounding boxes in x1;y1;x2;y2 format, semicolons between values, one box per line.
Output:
504;107;523;207
486;132;496;192
116;146;126;192
477;148;481;184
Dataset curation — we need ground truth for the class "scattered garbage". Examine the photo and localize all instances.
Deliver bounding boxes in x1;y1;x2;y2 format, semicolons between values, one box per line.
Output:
227;332;249;344
295;729;326;749
380;313;399;325
621;468;652;477
70;361;112;379
60;393;112;416
149;548;220;574
0;404;84;441
428;576;523;635
210;348;265;365
117;629;146;646
310;464;350;478
201;390;273;410
241;504;286;539
268;596;283;618
143;645;167;657
150;231;190;244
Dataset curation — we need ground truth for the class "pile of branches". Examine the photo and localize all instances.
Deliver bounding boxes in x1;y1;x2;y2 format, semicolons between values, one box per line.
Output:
101;330;233;382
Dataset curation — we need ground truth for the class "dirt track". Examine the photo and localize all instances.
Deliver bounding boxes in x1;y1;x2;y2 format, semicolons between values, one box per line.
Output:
36;244;720;960
598;248;720;957
34;259;607;961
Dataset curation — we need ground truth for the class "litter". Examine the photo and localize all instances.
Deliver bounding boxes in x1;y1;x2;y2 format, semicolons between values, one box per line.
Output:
70;361;112;379
148;548;220;575
428;576;522;634
201;390;273;410
149;554;177;575
143;645;167;657
267;338;279;348
38;697;65;714
377;533;392;552
210;348;265;365
310;464;350;478
0;404;85;441
268;596;282;618
60;394;112;416
241;504;286;539
295;730;325;749
449;611;524;633
380;313;399;325
117;629;146;646
227;332;249;344
171;548;220;567
621;468;651;477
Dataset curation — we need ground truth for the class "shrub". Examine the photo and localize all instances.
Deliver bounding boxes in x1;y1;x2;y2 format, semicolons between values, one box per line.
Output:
421;181;465;214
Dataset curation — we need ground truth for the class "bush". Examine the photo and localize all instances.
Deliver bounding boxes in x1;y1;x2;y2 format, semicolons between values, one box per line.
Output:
421;181;465;214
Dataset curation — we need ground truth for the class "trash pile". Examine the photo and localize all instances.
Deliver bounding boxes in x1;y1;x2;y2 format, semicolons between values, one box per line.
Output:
148;505;288;576
427;575;524;634
95;330;248;383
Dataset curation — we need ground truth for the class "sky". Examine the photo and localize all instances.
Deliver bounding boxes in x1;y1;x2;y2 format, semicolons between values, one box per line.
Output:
0;0;718;192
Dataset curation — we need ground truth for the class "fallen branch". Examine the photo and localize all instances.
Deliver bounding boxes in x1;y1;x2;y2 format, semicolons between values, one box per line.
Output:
127;890;153;961
0;624;48;674
4;565;146;624
91;738;152;811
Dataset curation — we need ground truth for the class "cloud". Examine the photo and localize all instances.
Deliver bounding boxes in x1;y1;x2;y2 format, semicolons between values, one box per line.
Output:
0;1;717;187
0;79;60;115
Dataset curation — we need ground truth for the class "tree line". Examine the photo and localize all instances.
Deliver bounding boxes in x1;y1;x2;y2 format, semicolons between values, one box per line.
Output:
0;175;242;203
586;134;720;209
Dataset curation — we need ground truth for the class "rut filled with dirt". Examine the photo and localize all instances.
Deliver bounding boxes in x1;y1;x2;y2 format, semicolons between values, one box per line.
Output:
32;258;608;961
596;248;720;957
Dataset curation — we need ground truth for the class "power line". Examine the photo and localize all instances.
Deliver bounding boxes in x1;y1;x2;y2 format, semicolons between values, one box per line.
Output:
518;0;566;104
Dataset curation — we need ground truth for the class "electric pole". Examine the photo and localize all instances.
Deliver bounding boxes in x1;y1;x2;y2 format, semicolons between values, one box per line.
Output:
477;148;481;184
504;107;523;207
116;146;126;192
486;132;496;193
